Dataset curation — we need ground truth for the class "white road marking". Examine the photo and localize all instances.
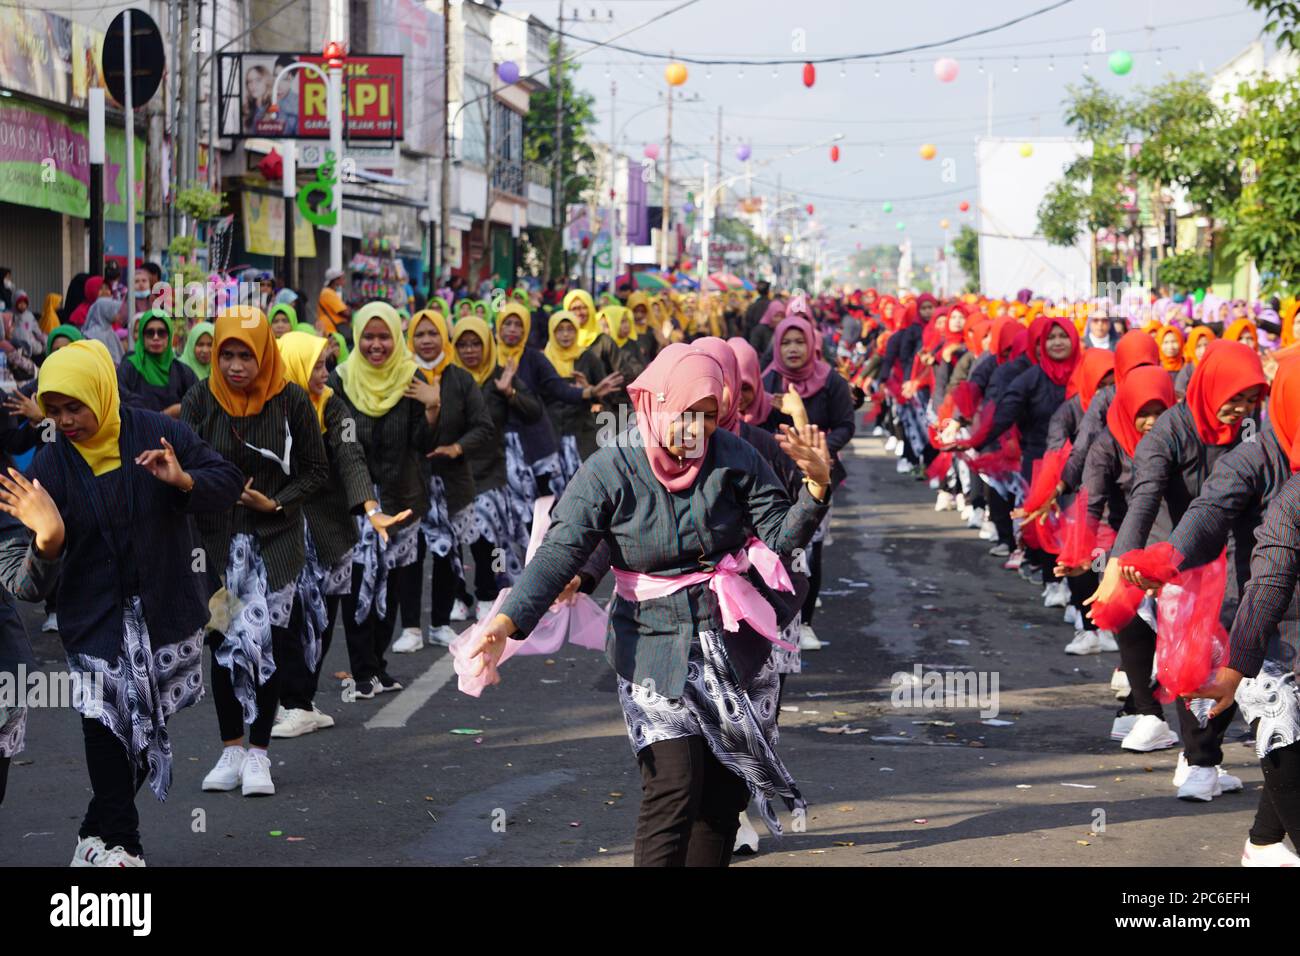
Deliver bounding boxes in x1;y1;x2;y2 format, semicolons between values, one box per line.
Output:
365;652;458;729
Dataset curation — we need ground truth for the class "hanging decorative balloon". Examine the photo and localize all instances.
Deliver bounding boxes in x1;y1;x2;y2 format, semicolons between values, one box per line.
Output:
959;200;970;212
829;144;840;162
1019;143;1034;157
882;201;893;213
802;63;816;88
896;222;906;231
496;61;520;84
939;218;950;230
806;204;814;215
682;202;694;215
736;144;751;162
665;62;688;86
933;57;959;83
643;143;660;160
919;143;937;160
1108;50;1133;75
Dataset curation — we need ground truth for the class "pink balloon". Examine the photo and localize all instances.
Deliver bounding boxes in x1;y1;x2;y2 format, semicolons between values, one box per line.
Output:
643;144;660;160
934;57;959;83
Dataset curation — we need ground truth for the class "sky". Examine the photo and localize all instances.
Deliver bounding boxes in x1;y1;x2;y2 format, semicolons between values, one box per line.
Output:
499;0;1274;272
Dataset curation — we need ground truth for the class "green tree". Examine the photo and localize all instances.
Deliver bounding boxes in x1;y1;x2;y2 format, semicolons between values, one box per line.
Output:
1246;1;1300;50
1156;250;1211;294
953;224;980;292
1222;74;1300;294
524;41;598;280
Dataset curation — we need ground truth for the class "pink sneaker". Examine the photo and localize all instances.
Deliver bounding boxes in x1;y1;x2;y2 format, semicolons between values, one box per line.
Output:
1002;549;1024;571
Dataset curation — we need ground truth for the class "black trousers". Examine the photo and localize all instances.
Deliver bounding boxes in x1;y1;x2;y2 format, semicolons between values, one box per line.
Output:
633;735;752;867
986;488;1015;549
1251;736;1300;846
209;598;301;747
470;538;501;603
0;754;8;806
1066;570;1097;623
80;717;147;857
800;542;823;626
399;539;425;631
341;561;410;684
399;539;459;630
1117;617;1163;717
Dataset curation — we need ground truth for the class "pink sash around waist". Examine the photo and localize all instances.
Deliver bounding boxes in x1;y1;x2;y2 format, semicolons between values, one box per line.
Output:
610;537;798;651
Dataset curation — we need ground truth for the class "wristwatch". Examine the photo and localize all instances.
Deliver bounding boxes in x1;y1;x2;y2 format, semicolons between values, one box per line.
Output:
366;506;382;518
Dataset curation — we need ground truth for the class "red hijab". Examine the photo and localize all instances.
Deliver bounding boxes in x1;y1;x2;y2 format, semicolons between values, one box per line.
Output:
727;336;773;427
1025;315;1051;365
877;296;902;331
1114;329;1160;385
694;336;741;434
1037;316;1081;387
765;314;832;399
965;317;990;357
1068;348;1116;411
1184;339;1269;446
1268;354;1300;471
69;275;103;327
1107;365;1175;457
627;343;725;492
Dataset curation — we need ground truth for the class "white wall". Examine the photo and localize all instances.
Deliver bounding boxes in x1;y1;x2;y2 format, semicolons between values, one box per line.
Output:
976;137;1094;300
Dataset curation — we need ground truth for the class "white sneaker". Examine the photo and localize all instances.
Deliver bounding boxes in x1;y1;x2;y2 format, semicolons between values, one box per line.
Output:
934;491;955;511
988;542;1010;557
734;810;760;855
1064;605;1081;627
872;425;885;438
1176;764;1220;802
426;625;458;647
309;704;335;729
71;835;106;867
270;707;317;739
967;507;985;529
1172;753;1243;793
884;435;898;452
450;599;472;622
1095;630;1118;652
895;458;911;474
241;747;275;797
1043;581;1070;608
960;505;974;522
391;627;423;653
202;745;247;791
895;440;906;458
1121;714;1179;753
1242;838;1300;867
956;493;967;512
929;478;942;491
798;624;823;651
41;612;58;633
1064;631;1101;655
1111;714;1139;741
814;597;822;609
97;846;146;867
475;602;493;622
1111;668;1131;699
979;520;997;541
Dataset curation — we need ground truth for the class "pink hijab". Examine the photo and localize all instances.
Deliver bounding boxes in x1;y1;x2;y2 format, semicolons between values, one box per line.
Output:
727;336;773;426
761;299;787;328
765;313;832;399
627;343;726;492
693;336;741;434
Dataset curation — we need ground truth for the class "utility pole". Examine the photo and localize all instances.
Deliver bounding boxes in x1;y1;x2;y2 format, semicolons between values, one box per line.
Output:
608;79;617;288
661;81;673;270
438;0;452;286
552;1;564;234
183;0;198;189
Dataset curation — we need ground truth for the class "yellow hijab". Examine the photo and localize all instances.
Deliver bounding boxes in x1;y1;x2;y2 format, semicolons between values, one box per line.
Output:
37;339;121;476
40;293;62;335
563;289;601;348
407;309;452;382
451;316;498;387
495;301;532;365
277;331;331;431
544;311;584;379
337;302;418;417
601;305;637;347
626;291;651;331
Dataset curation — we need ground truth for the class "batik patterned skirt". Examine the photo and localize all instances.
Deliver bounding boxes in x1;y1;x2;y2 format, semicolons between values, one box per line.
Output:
768;617;803;676
0;705;26;758
67;598;204;800
1237;659;1300;760
352;505;420;625
217;533;294;725
617;629;805;837
420;474;464;580
453;487;526;586
558;435;583;489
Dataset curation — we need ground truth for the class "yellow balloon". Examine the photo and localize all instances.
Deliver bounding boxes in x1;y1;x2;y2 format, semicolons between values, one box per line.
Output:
1019;143;1034;157
919;143;937;160
939;218;950;229
665;62;688;86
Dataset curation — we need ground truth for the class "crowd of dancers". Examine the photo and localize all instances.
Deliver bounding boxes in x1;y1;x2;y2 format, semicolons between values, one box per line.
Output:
3;269;1300;868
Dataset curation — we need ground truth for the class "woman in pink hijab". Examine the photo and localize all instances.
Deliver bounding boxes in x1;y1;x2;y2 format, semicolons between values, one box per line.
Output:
468;342;833;867
749;298;787;362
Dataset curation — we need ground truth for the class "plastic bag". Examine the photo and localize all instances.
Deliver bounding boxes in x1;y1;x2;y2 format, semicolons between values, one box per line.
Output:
1021;442;1072;516
1154;550;1229;703
1055;490;1116;569
1087;542;1185;635
925;450;954;482
969;427;1021;477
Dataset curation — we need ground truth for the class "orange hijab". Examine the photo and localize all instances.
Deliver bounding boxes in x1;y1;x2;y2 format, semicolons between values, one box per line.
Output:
1157;325;1186;373
1224;318;1258;347
1183;326;1215;364
209;307;288;417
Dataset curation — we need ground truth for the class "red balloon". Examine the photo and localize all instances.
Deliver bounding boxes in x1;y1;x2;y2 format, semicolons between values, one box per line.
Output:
803;63;816;88
806;204;814;215
829;144;840;162
959;200;970;212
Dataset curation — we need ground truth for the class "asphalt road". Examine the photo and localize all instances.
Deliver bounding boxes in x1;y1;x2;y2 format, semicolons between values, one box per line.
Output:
2;432;1262;867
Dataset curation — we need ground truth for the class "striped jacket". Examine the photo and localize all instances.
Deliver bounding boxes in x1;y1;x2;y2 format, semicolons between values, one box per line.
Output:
303;394;375;568
1228;472;1300;675
500;426;827;699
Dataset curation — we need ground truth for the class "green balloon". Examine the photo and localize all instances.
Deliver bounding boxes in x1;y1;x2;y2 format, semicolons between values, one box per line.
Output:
883;202;893;213
1193;287;1206;303
1108;50;1133;75
896;222;906;231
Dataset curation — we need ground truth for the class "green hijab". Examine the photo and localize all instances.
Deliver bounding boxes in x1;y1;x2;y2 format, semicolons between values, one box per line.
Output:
291;321;318;336
268;302;297;329
179;320;214;381
330;331;350;363
46;323;85;354
128;310;176;387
